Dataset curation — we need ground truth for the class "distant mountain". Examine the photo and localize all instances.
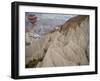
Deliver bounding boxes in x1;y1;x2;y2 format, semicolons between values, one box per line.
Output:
25;12;76;35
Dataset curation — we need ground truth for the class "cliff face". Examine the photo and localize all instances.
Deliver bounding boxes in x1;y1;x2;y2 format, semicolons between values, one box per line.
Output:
25;15;89;68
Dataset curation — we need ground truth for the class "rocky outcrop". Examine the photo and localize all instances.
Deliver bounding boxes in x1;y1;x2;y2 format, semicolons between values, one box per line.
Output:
25;15;89;68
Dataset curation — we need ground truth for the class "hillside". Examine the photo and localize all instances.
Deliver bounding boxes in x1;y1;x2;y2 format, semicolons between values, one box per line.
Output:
25;15;89;68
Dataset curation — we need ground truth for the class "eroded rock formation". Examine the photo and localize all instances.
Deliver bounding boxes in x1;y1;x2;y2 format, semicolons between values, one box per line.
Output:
25;15;89;68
